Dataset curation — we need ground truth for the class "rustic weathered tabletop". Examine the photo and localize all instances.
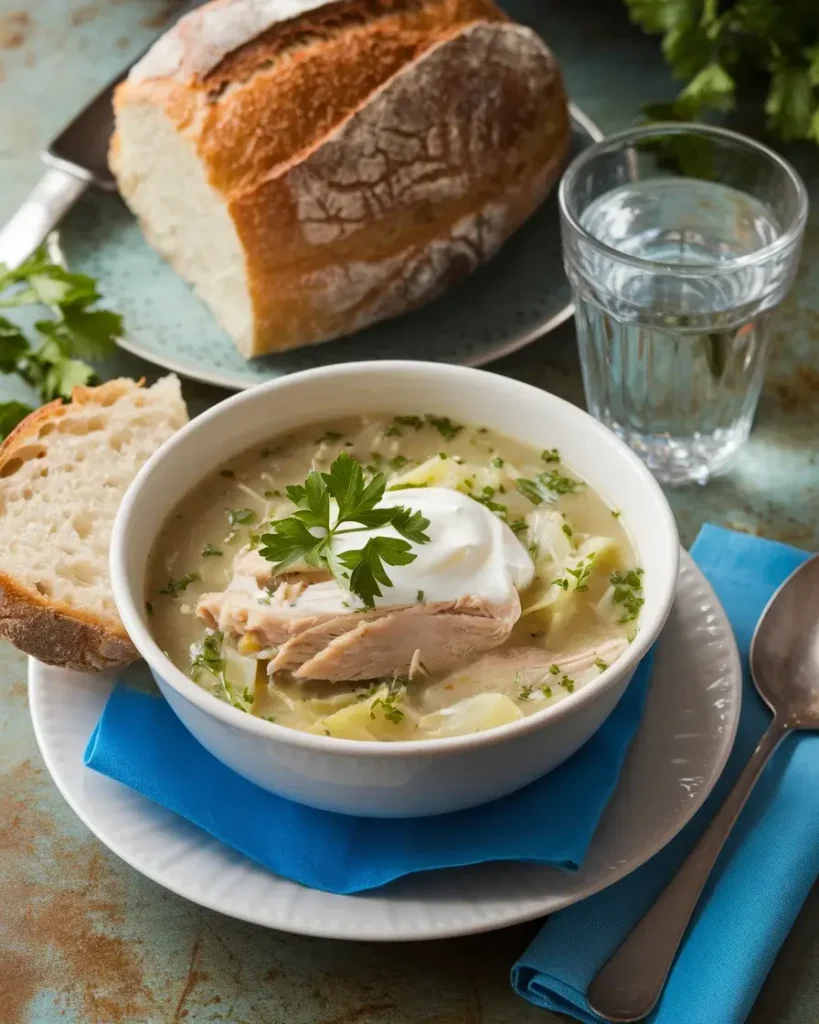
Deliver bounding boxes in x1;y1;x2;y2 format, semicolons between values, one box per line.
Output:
1;2;818;1022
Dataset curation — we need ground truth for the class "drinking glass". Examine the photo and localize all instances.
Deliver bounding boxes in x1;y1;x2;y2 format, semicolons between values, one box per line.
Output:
559;123;807;484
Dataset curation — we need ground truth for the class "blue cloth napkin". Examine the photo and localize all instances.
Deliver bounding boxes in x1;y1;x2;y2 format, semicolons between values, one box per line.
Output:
512;524;819;1024
84;647;655;897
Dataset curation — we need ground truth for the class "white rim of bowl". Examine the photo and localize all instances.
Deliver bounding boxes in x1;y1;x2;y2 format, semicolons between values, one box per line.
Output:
111;361;679;759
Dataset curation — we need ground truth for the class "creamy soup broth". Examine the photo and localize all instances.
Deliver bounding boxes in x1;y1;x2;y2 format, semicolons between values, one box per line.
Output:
148;414;642;741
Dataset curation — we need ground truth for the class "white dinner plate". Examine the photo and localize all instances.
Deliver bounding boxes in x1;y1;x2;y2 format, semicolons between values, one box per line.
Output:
29;550;740;942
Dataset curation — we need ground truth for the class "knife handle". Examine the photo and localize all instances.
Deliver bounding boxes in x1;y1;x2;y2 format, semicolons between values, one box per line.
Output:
0;165;90;269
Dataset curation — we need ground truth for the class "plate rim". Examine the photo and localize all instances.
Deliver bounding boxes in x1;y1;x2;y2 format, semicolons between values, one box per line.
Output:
59;103;603;392
28;549;741;941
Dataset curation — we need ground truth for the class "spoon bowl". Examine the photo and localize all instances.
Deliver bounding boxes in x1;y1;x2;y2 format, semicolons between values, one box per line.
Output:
750;553;819;727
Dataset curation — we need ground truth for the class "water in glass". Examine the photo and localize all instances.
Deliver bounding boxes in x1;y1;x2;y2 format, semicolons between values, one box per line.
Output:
573;177;783;483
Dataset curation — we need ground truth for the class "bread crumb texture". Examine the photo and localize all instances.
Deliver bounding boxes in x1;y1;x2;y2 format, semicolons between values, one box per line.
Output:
0;376;187;629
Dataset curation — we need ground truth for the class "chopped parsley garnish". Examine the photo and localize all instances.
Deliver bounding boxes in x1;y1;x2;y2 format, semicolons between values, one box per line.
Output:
259;452;430;608
549;664;561;675
491;456;505;468
201;543;222;557
611;568;645;623
159;572;199;597
470;490;508;520
370;693;404;724
316;430;344;444
425;414;462;440
438;451;448;460
518;682;535;701
627;627;638;643
389;455;409;470
190;631;224;678
552;552;596;593
386;415;424;436
594;658;608;671
516;470;581;505
226;507;256;527
528;541;539;560
541;684;553;698
241;687;255;705
611;509;622;519
541;448;560;463
560;675;575;693
395;415;423;429
387;481;428;490
417;589;425;602
509;519;528;535
562;523;573;539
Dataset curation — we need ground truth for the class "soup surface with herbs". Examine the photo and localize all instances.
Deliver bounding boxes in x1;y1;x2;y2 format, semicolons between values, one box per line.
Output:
148;414;643;741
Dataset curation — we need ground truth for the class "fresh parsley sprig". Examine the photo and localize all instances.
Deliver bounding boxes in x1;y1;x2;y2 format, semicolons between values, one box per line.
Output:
0;247;122;439
259;453;430;608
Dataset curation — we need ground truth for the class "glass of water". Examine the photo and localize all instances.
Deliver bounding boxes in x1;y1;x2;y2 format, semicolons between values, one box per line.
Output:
559;123;807;484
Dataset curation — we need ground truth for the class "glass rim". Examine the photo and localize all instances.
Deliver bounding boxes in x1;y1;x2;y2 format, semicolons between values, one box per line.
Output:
558;121;809;278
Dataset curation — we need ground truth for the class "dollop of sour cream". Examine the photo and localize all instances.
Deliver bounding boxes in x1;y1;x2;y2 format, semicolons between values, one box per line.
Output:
321;487;534;610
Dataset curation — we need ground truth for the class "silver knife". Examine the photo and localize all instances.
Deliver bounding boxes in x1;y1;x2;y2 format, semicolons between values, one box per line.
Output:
0;1;205;270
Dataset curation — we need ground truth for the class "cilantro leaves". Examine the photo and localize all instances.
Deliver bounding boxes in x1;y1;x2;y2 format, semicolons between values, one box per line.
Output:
0;247;122;439
259;453;430;608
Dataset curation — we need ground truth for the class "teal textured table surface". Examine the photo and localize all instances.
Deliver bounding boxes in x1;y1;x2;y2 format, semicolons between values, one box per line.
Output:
1;2;818;1022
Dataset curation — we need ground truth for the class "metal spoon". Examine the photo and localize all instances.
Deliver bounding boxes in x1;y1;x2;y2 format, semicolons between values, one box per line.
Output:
587;553;819;1023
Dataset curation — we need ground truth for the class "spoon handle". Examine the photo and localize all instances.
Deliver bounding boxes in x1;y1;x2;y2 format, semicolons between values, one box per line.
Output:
587;716;790;1023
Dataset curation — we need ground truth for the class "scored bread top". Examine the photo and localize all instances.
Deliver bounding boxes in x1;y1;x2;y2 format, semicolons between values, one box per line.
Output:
0;376;188;671
115;0;508;195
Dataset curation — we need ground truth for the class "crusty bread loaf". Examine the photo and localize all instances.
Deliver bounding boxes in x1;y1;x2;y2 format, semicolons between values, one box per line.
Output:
0;377;188;672
110;0;570;358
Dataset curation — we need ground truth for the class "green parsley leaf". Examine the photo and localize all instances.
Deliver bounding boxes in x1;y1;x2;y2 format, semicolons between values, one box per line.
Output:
594;658;608;671
425;414;462;440
0;400;33;440
315;429;344;444
190;631;224;679
260;454;431;606
370;693;405;724
201;543;223;557
394;415;423;429
338;536;416;608
259;517;321;571
159;572;199;597
389;506;431;544
541;448;560;463
226;507;257;527
549;664;561;675
491;456;504;468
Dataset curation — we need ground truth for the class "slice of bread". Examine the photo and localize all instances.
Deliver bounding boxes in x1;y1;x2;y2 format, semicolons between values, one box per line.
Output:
0;376;188;672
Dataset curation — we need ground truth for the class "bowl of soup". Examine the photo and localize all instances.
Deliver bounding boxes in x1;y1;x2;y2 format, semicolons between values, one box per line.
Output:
111;362;678;817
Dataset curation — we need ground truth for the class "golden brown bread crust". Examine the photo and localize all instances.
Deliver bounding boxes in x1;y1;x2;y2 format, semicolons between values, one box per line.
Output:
0;381;140;672
111;0;569;356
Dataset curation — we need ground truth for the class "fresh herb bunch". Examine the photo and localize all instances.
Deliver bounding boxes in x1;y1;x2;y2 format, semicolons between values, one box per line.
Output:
0;247;122;439
628;0;819;144
259;452;431;608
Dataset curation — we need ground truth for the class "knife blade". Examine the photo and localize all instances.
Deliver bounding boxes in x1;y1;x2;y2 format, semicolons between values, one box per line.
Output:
0;0;206;269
